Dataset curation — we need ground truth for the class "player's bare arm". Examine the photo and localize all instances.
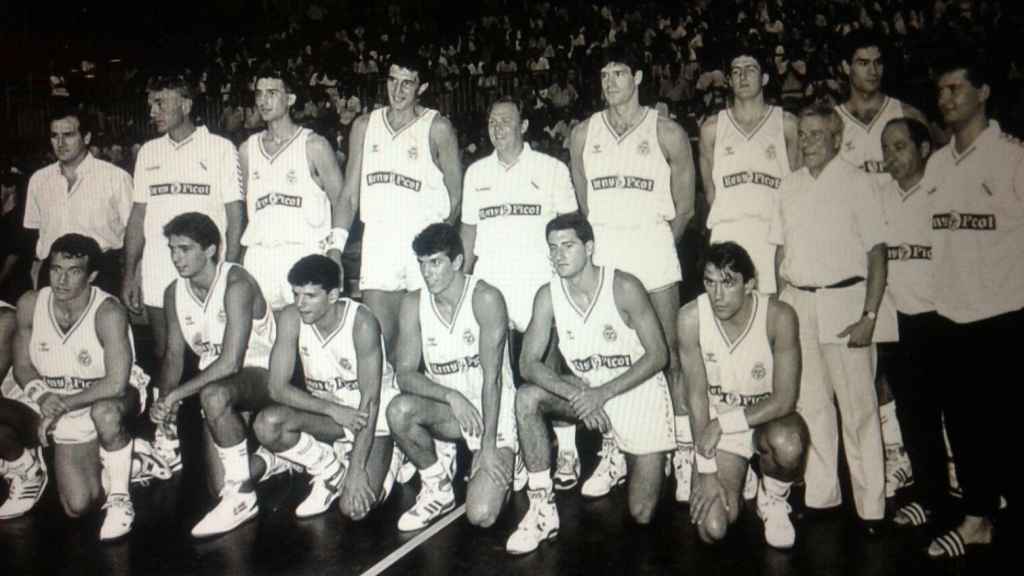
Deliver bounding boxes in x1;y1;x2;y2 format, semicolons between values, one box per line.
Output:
223;201;244;264
519;285;585;400
472;281;509;456
740;301;801;428
596;271;669;398
568;119;590;216
337;114;370;231
12;291;42;389
150;286;186;424
122;203;147;313
782;111;802;171
698;115;718;210
430;114;464;225
60;300;133;411
659;116;696;243
308;133;347;271
343;305;386;509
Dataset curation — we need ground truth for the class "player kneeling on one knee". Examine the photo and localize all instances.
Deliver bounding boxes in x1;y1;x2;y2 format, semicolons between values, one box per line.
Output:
253;255;401;521
0;234;159;541
678;242;809;549
387;223;520;532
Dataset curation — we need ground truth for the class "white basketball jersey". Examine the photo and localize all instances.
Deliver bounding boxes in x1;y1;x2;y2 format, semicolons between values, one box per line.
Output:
708;106;789;228
583;108;674;226
298;298;398;409
419;276;515;402
836;97;907;180
174;263;276;370
29;287;114;395
696;293;773;413
241;128;331;248
360;107;449;225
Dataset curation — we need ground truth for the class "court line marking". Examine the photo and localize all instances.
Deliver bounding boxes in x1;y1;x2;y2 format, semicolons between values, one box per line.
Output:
359;503;467;576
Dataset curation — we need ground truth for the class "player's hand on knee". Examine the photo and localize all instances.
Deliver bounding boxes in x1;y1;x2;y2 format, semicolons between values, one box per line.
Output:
327;405;367;431
471;445;510;487
38;393;69;418
691;473;728;526
341;469;374;518
150;394;179;426
37;415;57;447
696;420;722;459
446;392;483;439
569;387;609;423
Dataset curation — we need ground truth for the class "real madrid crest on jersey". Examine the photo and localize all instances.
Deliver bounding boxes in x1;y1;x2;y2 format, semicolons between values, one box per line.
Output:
463;329;476;345
602;324;617;342
286;169;297;185
78;350;92;367
408;145;419;160
765;144;776;160
751;362;767;381
339;358;353;372
637;140;651;156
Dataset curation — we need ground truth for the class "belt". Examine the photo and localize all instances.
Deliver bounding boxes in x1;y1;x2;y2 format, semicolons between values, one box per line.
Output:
793;276;864;293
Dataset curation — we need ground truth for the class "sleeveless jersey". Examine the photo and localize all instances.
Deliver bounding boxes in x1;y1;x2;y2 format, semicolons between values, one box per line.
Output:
360;107;449;225
174;263;275;370
582;108;675;227
696;292;773;413
836;97;907;181
30;287;113;395
708;106;789;228
241;128;331;248
298;298;398;410
419;276;515;402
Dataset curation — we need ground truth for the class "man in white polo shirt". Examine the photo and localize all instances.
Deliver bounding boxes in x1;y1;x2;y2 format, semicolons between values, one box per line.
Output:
773;104;889;535
461;95;580;490
924;55;1024;559
25;105;132;295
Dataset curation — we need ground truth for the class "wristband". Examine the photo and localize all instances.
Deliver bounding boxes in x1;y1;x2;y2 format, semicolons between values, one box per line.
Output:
695;453;719;474
322;228;349;254
23;379;47;403
718;409;750;434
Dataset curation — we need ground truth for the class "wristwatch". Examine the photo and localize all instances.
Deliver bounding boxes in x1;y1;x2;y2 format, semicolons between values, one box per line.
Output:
862;310;877;321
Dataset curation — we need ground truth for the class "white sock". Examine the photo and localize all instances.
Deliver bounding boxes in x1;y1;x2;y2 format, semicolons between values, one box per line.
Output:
216;439;251;486
421;459;449;488
6;449;36;476
879;401;904;448
675;415;693;448
100;441;133;496
528;469;553;492
276;433;339;478
762;475;791;497
553;424;578;457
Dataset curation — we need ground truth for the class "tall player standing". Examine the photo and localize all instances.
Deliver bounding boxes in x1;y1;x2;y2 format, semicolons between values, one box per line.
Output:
569;44;695;500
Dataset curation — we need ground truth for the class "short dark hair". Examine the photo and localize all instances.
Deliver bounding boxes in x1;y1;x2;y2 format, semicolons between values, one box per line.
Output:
288;254;342;293
724;40;769;78
412;223;464;261
487;94;526;120
841;29;886;64
254;63;301;98
389;48;432;86
163;212;221;257
702;242;756;283
934;51;988;88
545;213;594;244
598;43;645;76
146;72;196;100
50;233;102;273
48;101;93;138
883;117;932;149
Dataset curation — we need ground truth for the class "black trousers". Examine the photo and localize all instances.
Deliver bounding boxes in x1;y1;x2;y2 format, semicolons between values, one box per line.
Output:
934;308;1023;517
883;311;949;511
38;248;124;297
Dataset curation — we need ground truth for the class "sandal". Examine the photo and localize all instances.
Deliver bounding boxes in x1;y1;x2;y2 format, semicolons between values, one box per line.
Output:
927;529;991;559
892;502;929;527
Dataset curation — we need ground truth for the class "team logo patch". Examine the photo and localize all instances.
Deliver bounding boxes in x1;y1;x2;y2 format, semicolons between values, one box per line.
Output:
591;144;602;154
463;329;476;345
339;358;353;372
38;342;50;353
183;315;194;326
706;352;716;363
300;345;310;357
765;144;776;160
252;170;260;181
408;145;419;160
637;140;651;156
427;336;438;347
371;144;380;154
286;169;297;185
845;141;855;152
217;309;227;323
723;146;735;157
566;330;575;341
602;324;617;342
751;362;767;381
78;350;92;367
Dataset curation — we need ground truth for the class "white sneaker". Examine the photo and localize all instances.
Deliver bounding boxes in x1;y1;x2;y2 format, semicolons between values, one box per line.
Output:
505;488;559;555
673;445;694;502
552;450;580;491
99;494;134;541
295;465;346;519
0;449;48;520
255;446;298;483
131;438;173;485
757;478;795;549
743;466;758;501
397;476;456;532
153;428;182;473
513;453;528;492
884;447;913;498
580;438;626;499
191;482;259;538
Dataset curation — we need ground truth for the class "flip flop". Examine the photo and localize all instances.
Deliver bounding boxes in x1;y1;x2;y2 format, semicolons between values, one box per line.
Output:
927;529;991;559
893;502;929;527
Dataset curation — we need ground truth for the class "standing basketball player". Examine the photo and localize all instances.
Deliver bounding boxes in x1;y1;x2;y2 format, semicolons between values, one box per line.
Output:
148;213;283;538
0;234;150;541
569;44;695;499
253;255;401;520
387;223;518;532
507;214;675;555
240;65;345;316
334;50;463;363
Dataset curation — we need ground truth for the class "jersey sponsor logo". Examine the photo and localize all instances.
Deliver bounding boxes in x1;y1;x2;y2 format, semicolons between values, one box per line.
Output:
255;192;304;211
78;350;92;367
861;160;886;173
307;377;359;393
602;324;617;342
590;175;655;192
430;355;481;375
931;212;996;231
365;171;422;192
197;341;224;358
478;203;543;219
751;362;767;381
709;386;770;408
43;375;100;391
571;353;632;373
149;182;212;197
722;171;781;189
887;244;932;261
